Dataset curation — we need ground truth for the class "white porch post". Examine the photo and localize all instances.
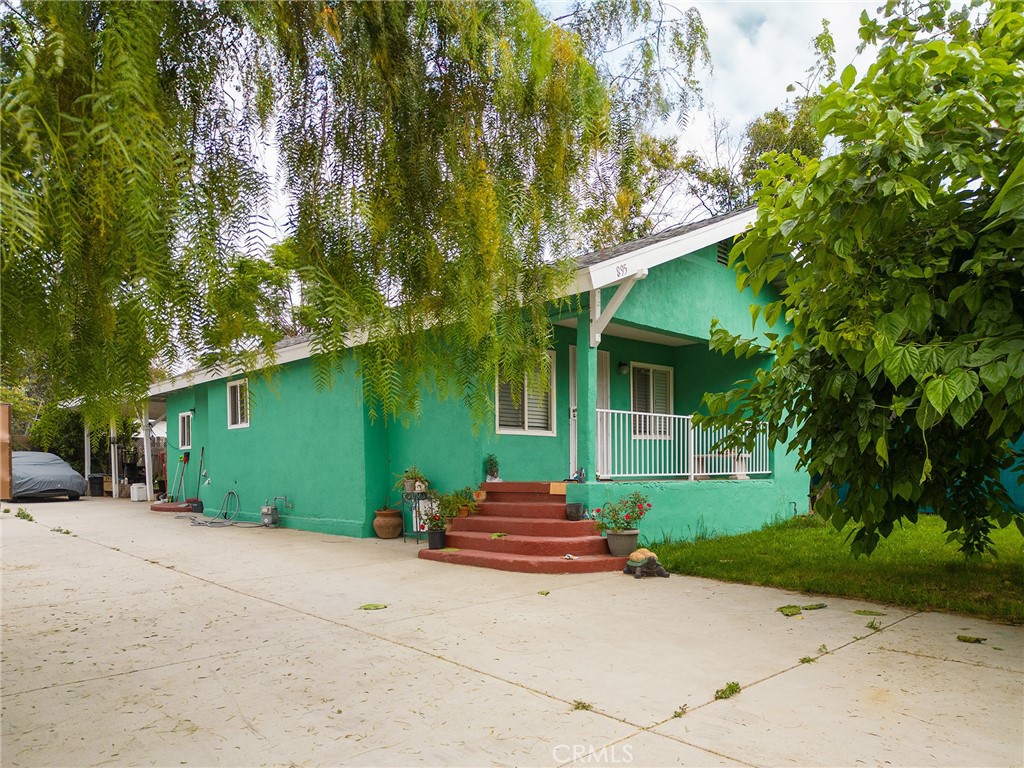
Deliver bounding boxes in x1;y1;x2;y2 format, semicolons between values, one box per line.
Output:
109;422;119;499
687;417;695;482
142;404;154;502
83;423;92;494
575;303;598;481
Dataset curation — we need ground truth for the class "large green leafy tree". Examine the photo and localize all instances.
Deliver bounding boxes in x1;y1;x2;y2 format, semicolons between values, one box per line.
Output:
703;0;1024;557
2;1;704;430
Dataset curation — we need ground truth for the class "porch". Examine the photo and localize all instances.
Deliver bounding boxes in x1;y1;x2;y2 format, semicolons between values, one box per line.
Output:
596;409;770;481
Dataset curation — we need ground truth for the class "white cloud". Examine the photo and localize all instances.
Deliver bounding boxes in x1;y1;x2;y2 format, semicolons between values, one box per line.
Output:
679;1;874;150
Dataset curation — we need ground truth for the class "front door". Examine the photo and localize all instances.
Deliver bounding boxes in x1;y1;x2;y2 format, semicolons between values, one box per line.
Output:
568;346;609;477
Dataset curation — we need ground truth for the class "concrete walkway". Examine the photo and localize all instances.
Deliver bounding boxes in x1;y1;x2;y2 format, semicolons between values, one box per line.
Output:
2;498;1021;768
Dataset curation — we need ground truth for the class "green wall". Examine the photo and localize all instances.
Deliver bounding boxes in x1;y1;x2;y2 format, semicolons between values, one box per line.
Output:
384;325;577;497
566;446;808;545
603;243;781;343
166;356;375;536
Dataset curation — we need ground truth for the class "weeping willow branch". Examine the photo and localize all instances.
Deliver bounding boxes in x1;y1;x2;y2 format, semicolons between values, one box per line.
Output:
1;0;706;429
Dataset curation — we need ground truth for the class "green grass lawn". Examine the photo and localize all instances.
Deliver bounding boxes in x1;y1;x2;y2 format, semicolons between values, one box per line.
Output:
653;514;1024;624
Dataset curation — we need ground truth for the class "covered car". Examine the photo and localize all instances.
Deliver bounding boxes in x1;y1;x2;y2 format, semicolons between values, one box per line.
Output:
10;452;87;500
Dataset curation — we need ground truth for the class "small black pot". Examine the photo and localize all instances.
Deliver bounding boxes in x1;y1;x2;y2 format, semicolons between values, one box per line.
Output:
566;503;584;521
427;529;446;549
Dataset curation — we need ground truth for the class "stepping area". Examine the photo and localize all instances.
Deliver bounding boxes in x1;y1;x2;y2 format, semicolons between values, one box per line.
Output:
418;481;628;573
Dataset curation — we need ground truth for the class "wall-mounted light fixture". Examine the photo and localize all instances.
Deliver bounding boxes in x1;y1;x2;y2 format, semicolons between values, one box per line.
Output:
618;362;629;375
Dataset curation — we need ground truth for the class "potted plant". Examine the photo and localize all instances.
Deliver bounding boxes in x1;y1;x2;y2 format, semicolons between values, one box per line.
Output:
593;491;652;557
484;453;500;482
422;490;452;549
394;465;428;494
451;486;478;516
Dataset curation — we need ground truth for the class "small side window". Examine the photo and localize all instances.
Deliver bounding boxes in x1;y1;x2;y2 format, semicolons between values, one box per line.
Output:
227;380;249;429
178;412;192;450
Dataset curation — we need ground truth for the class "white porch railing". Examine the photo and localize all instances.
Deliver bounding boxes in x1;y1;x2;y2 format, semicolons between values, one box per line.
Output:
595;409;771;480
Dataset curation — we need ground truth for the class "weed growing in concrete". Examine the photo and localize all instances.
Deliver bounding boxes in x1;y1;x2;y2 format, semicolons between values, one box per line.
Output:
854;609;886;616
714;682;741;700
799;657;815;664
818;644;829;654
571;700;593;711
672;705;688;718
15;509;33;522
2;507;10;513
51;527;72;535
866;619;882;631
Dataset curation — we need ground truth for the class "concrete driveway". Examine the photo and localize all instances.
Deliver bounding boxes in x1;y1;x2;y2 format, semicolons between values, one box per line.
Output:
2;498;1021;767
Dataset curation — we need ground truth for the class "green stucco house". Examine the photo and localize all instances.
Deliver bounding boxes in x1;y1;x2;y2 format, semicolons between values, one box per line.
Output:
148;208;807;554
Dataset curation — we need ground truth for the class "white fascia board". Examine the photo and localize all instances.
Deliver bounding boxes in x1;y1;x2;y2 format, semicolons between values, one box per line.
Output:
564;208;756;296
148;336;320;398
146;326;374;399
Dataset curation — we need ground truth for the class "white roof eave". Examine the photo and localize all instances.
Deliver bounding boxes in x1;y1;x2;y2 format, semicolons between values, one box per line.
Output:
147;336;318;399
565;208;756;296
148;211;755;398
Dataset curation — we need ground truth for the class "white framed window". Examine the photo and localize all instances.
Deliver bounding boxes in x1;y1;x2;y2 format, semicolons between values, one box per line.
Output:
178;412;192;450
496;351;556;436
631;363;672;438
227;379;249;429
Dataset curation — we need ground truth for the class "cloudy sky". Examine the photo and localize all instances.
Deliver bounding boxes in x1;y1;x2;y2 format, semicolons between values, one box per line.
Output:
676;1;874;148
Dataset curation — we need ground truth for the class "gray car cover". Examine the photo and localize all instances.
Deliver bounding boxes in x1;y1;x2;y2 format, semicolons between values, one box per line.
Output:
11;452;88;498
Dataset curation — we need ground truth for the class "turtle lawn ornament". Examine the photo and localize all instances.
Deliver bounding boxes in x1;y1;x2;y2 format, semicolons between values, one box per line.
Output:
623;548;670;579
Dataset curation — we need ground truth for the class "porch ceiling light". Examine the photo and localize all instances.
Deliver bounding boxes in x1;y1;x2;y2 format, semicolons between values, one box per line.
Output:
618;362;629;375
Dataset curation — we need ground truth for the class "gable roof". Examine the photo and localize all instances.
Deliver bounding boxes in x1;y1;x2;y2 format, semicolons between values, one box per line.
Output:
149;207;756;398
569;206;755;293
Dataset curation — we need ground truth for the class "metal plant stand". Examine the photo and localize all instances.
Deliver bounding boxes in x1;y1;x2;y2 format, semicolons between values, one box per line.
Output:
401;491;428;543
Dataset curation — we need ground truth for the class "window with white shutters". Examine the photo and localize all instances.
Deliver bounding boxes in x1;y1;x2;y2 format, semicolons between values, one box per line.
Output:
631;363;672;437
496;351;555;435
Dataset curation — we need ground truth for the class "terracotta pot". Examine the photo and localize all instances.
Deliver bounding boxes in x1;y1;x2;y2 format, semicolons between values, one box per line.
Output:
605;529;640;557
372;508;402;539
458;505;470;517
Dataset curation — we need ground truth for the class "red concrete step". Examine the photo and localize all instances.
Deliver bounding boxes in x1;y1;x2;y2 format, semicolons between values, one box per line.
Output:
419;548;627;574
476;501;567;519
453;516;599;537
445;530;610;557
479;481;563;496
481;490;565;503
